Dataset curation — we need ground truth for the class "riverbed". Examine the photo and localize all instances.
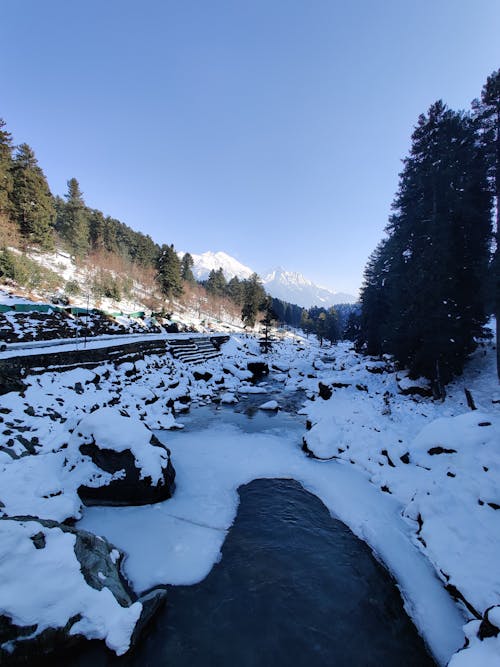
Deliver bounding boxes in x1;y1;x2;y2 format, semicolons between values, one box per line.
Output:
70;389;444;665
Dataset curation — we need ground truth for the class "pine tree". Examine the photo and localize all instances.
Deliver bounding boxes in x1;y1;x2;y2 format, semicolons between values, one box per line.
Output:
180;252;195;283
241;273;266;328
59;178;90;257
300;309;314;337
360;101;491;392
11;144;55;249
259;297;277;352
473;69;500;380
0;118;14;219
206;267;227;296
359;240;391;355
157;244;183;299
227;276;243;304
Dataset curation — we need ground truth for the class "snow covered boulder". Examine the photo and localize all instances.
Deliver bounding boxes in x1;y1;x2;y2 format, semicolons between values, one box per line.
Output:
74;408;176;506
220;392;238;404
258;400;279;411
302;414;344;460
0;517;166;662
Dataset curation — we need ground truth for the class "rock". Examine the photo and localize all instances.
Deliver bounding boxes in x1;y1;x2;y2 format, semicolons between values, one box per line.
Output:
220;392;238;404
258;400;279;411
72;409;176;506
318;382;332;400
0;517;166;663
478;606;500;640
247;361;269;381
193;370;212;382
396;373;432;397
78;434;176;506
131;589;168;647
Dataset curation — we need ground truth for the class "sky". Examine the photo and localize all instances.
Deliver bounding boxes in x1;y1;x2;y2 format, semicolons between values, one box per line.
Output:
1;1;500;296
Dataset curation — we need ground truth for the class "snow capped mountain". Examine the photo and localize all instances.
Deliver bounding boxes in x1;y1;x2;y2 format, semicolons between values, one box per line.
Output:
181;251;254;282
183;251;356;307
262;267;356;308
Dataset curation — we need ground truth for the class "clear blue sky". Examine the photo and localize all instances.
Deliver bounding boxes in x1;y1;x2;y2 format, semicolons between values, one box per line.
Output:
2;1;500;295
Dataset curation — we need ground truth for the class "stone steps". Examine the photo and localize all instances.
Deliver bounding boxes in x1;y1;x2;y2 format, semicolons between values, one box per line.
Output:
167;338;223;365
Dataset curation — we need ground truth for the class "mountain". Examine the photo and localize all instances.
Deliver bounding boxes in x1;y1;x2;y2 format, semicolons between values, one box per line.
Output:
180;251;254;282
262;268;356;308
185;250;356;308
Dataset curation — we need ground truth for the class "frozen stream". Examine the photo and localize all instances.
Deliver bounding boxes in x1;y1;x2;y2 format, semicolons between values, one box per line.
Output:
76;387;464;666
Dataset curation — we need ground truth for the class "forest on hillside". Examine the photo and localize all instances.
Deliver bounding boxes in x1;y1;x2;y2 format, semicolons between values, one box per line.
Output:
0;121;350;337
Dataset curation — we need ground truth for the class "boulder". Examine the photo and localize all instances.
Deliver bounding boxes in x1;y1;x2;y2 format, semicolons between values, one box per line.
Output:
318;382;332;400
78;435;175;506
0;517;167;664
247;361;269;381
396;373;432;397
73;408;176;506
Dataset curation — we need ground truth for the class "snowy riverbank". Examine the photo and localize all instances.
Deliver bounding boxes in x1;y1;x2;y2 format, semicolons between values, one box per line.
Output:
1;332;499;665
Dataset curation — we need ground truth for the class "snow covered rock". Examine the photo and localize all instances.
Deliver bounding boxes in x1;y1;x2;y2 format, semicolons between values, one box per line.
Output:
0;517;166;662
258;400;279;411
220;392;238;404
396;372;432;397
74;408;176;506
301;414;342;459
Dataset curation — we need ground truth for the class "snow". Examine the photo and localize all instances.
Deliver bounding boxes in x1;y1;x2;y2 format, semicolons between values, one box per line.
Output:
262;267;356;307
1;327;500;665
181;250;254;281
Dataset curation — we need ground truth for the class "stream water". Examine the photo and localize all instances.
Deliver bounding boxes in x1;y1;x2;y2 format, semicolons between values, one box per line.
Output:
58;385;435;666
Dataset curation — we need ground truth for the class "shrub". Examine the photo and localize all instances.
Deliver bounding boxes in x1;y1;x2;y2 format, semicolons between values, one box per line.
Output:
65;279;81;296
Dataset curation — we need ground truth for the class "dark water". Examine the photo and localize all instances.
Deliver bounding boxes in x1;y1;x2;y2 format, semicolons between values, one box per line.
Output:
62;477;434;667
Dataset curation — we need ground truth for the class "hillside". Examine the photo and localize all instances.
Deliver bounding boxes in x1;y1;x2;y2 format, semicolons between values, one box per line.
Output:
0;245;247;339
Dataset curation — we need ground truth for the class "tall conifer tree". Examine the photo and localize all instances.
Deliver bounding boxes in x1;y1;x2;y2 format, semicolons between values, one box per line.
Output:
11;144;55;249
157;244;183;299
474;69;500;380
180;252;195;283
0;118;14;219
59;178;90;257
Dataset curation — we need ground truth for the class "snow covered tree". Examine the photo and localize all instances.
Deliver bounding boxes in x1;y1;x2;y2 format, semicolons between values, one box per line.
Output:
11;144;55;249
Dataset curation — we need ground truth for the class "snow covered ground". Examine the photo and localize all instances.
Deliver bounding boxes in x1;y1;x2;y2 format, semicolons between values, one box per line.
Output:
1;330;499;665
